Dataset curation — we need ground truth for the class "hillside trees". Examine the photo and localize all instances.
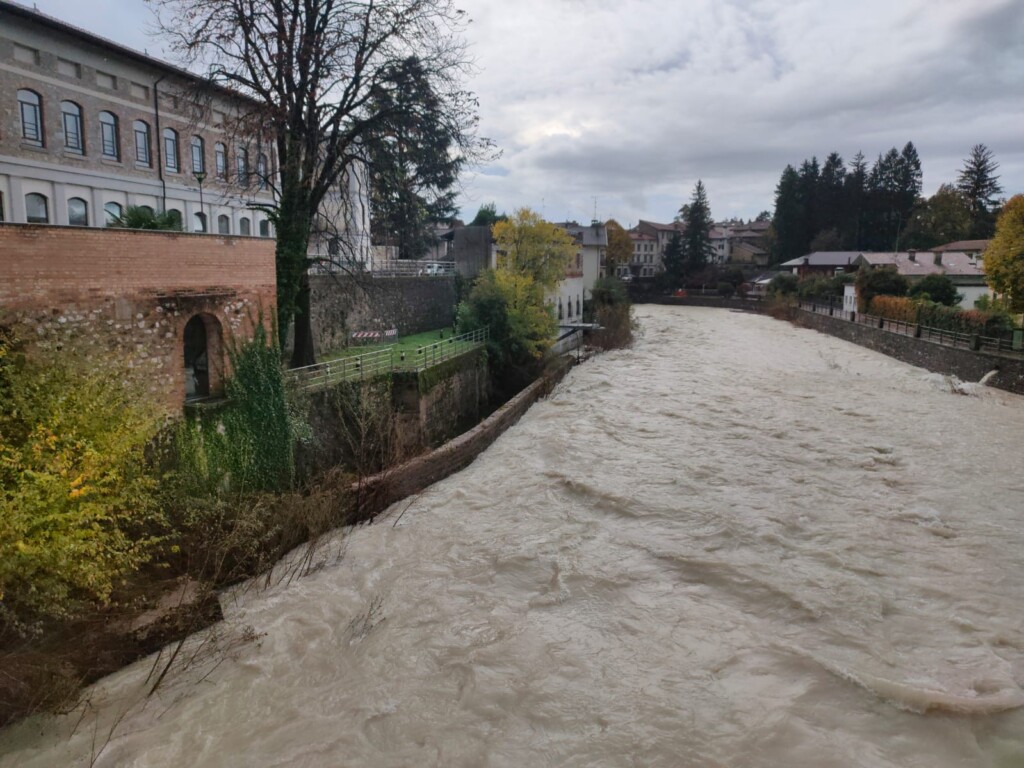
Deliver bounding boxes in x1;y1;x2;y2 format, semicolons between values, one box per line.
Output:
983;195;1024;311
152;0;488;367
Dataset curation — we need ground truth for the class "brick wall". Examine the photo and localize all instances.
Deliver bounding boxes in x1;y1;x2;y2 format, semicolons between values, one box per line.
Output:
307;274;459;355
0;223;277;409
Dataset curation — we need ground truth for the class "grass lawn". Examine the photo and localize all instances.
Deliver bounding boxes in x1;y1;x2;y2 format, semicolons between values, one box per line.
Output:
323;328;457;361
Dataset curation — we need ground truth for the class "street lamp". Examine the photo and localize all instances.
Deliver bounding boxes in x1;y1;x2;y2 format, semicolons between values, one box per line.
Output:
194;170;207;232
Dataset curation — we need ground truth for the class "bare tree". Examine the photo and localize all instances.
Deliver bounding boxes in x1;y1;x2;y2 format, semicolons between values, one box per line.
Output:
150;0;486;366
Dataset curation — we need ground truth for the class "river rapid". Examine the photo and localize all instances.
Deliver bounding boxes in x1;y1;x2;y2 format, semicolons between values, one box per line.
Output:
3;305;1024;767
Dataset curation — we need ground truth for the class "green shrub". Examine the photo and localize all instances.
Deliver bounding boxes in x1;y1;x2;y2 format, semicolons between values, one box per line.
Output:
108;205;183;231
0;331;166;635
769;273;798;296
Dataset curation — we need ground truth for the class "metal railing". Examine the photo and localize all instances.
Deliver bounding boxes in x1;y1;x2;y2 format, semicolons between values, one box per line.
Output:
371;259;456;278
396;327;489;371
798;300;1024;358
284;327;489;391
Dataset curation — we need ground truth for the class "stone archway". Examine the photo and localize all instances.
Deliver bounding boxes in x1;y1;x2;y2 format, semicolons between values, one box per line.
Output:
183;313;224;400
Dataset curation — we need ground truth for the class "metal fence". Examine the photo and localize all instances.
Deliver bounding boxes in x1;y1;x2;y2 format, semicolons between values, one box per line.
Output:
284;328;489;391
798;300;1024;358
371;259;456;278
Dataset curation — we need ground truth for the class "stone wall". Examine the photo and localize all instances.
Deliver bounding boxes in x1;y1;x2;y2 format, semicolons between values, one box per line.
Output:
796;309;1024;395
0;223;276;408
308;274;458;355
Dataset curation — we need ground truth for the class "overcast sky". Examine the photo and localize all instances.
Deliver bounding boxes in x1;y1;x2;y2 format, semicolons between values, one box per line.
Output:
36;0;1024;226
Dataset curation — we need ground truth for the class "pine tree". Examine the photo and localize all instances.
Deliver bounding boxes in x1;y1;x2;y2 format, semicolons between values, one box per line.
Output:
772;165;803;262
818;152;846;237
663;231;685;287
681;180;714;275
797;157;820;255
957;144;1003;239
843;152;868;248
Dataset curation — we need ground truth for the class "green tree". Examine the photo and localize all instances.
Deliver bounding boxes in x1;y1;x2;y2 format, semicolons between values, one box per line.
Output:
902;184;972;249
469;203;506;228
772;165;803;262
983;195;1024;311
818;152;846;237
843;151;868;248
153;0;486;367
662;231;685;287
855;265;909;310
957;144;1003;239
604;219;632;276
681;180;714;275
908;274;961;306
367;58;464;260
492;208;575;290
109;205;183;231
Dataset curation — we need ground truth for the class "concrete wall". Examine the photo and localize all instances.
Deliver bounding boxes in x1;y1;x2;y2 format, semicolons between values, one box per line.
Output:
0;223;276;408
796;309;1024;395
308;274;458;356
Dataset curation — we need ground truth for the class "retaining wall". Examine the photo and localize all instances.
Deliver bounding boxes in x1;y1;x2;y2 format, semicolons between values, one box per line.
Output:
796;309;1024;395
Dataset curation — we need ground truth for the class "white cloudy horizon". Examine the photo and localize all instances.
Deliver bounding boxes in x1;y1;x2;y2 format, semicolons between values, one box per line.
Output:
32;0;1024;227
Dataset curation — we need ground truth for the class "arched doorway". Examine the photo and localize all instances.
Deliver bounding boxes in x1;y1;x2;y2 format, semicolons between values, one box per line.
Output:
183;315;209;399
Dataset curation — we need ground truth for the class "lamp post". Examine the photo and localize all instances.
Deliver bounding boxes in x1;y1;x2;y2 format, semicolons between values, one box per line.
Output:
194;170;207;232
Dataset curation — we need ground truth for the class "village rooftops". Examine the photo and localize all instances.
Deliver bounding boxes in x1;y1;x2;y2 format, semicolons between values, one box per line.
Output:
553;221;608;248
779;252;862;268
855;251;985;279
933;240;990;253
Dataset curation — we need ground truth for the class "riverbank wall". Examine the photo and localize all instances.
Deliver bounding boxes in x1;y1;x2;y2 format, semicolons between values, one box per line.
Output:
793;308;1024;395
354;356;574;519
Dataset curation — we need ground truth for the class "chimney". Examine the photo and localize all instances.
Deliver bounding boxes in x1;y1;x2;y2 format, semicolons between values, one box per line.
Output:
908;249;916;262
933;252;942;266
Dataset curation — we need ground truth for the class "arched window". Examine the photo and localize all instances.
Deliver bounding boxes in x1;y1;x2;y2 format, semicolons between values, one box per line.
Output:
576;296;581;316
166;209;183;229
193;211;207;232
18;89;43;144
239;216;251;236
138;205;155;216
236;148;248;186
217;214;230;234
163;128;179;172
214;142;227;179
25;193;49;224
134;120;151;165
190;136;205;174
67;197;88;226
259;219;270;237
558;300;564;320
104;201;123;225
256;153;268;190
99;111;119;160
61;101;84;152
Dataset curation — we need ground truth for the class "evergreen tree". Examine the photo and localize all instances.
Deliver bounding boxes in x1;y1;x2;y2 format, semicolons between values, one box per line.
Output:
843;151;868;248
895;141;923;226
772;165;803;262
662;231;685;287
902;184;972;249
680;180;714;275
957;144;1003;239
797;157;821;255
818;152;846;237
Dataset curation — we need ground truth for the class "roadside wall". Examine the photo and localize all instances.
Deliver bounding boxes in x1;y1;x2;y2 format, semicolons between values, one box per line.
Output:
796;309;1024;394
0;223;276;408
308;274;458;355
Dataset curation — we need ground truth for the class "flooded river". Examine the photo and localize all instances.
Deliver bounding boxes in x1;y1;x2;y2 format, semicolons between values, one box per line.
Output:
3;305;1024;767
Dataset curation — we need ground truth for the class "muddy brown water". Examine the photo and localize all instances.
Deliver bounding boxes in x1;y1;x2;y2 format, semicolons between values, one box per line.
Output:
2;305;1023;767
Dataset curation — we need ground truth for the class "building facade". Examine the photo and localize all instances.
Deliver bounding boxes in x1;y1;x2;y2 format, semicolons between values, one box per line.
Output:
0;0;276;236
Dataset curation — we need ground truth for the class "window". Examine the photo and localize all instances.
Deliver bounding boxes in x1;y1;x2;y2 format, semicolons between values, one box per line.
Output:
138;205;155;216
236;148;248;186
259;219;270;237
104;201;123;225
67;197;88;226
57;58;81;78
18;90;43;144
239;216;251;236
163;128;179;172
217;214;231;234
215;143;227;179
130;82;149;101
166;209;182;229
13;44;39;65
193;212;207;232
100;111;119;160
96;71;116;89
134;120;151;165
25;193;49;224
61;101;84;152
256;153;268;190
190;136;205;174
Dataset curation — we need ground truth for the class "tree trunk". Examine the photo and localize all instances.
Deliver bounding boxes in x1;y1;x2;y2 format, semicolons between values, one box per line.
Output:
290;272;316;368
